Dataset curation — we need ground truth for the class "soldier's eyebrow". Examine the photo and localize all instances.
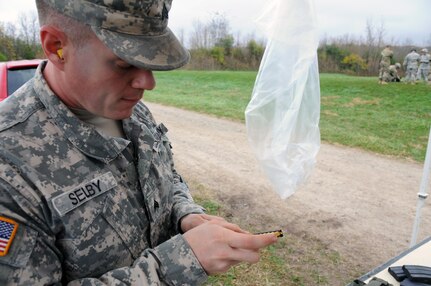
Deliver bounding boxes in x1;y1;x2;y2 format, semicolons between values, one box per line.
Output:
108;56;137;70
115;60;133;69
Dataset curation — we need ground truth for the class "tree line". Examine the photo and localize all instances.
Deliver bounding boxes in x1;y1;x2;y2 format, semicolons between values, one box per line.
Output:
1;13;430;76
318;20;431;76
0;12;43;61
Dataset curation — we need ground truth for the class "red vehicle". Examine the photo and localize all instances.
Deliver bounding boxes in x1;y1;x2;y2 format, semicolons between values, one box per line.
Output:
0;59;43;102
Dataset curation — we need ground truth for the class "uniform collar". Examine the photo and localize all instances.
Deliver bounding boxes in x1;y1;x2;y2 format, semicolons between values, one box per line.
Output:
34;61;130;163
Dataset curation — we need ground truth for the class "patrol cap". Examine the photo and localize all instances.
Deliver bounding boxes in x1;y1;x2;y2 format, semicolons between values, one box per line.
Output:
43;0;189;71
395;63;401;69
421;48;428;53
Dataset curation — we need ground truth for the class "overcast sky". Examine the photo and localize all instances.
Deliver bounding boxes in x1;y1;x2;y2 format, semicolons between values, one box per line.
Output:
1;0;430;46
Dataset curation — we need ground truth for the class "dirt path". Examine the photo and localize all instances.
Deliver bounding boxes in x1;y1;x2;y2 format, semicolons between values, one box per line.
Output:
147;102;431;273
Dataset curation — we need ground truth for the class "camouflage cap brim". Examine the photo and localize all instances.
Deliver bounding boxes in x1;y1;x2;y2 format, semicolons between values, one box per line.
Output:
42;0;189;71
93;27;190;71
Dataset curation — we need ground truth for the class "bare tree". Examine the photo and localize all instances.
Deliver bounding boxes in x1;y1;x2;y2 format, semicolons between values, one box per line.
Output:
17;11;40;45
364;18;387;75
0;23;18;59
189;19;210;49
0;12;42;60
4;22;17;40
188;13;232;50
207;12;230;46
176;28;186;48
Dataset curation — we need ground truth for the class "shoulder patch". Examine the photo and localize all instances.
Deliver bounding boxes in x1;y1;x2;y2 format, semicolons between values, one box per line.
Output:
0;216;19;256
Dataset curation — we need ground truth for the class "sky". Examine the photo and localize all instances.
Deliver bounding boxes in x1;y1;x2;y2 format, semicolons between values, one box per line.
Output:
0;0;430;46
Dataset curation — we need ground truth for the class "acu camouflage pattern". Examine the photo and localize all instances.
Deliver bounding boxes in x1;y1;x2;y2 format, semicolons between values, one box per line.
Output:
0;61;207;285
417;50;430;82
378;47;393;81
382;64;401;82
43;0;190;71
403;50;420;83
380;47;393;65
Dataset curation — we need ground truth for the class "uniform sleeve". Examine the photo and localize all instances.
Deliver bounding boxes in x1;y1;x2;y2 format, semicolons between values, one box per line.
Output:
77;235;207;286
171;169;205;232
0;169;207;285
160;130;205;232
139;103;205;232
0;177;64;285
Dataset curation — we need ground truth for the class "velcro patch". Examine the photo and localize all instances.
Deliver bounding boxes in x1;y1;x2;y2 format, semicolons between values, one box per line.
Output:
52;172;118;216
0;217;19;256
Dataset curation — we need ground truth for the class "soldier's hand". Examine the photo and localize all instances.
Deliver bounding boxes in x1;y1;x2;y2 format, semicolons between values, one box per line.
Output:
183;221;278;274
180;213;247;233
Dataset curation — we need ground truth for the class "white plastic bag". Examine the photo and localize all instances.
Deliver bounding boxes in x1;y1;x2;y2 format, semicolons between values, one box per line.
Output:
245;0;320;199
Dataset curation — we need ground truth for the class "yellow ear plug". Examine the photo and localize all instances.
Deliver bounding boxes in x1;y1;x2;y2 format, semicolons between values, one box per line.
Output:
57;48;63;59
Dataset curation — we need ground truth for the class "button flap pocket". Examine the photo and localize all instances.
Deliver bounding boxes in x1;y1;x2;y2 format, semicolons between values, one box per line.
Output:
102;193;148;259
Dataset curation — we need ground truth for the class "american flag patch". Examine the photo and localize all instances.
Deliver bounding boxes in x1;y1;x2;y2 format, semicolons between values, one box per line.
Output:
0;216;18;256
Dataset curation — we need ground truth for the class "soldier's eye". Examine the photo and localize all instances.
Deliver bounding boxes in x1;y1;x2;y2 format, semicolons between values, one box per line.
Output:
115;61;133;70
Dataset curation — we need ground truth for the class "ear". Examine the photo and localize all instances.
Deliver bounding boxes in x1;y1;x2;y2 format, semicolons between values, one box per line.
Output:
40;26;68;71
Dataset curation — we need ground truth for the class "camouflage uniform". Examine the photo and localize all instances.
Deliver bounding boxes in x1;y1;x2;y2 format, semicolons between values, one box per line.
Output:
382;63;401;82
403;50;420;83
0;62;208;285
417;49;431;83
378;46;393;83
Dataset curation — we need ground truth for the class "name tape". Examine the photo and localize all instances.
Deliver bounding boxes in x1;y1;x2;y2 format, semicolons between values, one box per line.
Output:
52;172;117;216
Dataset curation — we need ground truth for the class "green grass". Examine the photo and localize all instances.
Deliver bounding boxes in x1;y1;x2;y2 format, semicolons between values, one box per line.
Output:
146;71;254;121
189;180;360;286
319;74;430;161
146;71;431;162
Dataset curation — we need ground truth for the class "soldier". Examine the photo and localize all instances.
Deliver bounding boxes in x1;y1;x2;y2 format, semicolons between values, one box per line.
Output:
378;45;393;84
417;48;431;83
403;48;420;84
382;63;401;83
0;0;278;285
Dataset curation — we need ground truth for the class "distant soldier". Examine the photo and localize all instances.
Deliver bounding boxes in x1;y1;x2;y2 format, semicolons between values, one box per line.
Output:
417;48;430;83
382;63;401;82
378;45;393;84
403;48;420;84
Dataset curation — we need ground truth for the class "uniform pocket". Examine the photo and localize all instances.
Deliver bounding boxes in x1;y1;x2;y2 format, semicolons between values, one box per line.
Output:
57;190;148;280
102;192;148;257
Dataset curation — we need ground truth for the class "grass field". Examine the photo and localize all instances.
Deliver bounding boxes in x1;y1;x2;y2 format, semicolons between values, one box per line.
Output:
186;182;355;286
145;71;430;285
146;71;430;162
